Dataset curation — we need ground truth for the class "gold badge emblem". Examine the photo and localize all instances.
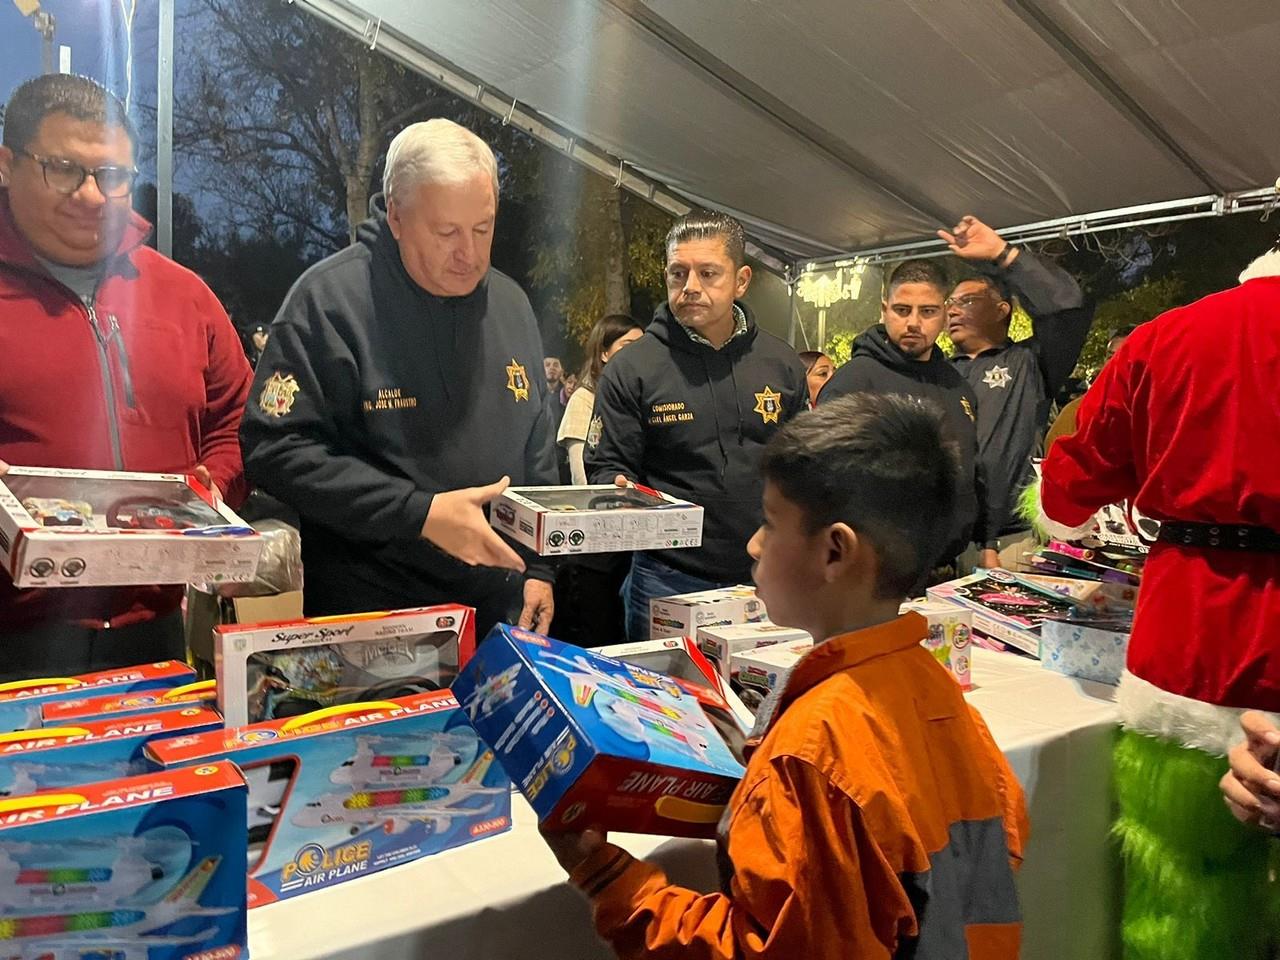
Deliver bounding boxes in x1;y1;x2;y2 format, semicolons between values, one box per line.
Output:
505;359;530;402
961;396;975;422
753;386;782;425
258;372;300;418
586;415;603;449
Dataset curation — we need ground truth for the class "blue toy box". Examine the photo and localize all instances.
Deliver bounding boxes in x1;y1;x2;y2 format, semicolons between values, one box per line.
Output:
0;760;247;958
41;679;219;726
0;707;224;798
455;624;745;838
148;691;511;907
0;661;197;732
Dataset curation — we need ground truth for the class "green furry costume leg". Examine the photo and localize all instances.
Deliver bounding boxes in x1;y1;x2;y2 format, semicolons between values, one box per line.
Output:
1113;728;1276;960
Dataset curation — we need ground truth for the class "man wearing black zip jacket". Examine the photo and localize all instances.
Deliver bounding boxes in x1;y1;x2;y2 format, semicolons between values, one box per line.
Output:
817;259;985;575
587;212;807;642
240;119;557;639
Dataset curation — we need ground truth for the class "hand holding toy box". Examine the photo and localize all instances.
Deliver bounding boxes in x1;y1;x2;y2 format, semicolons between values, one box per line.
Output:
0;466;263;587
650;585;767;640
215;604;475;726
41;679;218;726
147;691;511;907
0;660;197;733
730;640;815;713
901;602;973;690
455;624;745;838
0;707;223;798
0;761;247;959
694;622;812;684
491;484;703;556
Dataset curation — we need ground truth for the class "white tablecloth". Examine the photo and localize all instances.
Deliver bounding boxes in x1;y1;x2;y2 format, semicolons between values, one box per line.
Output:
249;649;1120;960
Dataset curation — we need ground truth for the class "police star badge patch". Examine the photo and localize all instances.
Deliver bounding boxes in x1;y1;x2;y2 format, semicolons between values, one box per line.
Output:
983;365;1013;390
753;386;782;424
505;359;530;402
258;372;300;417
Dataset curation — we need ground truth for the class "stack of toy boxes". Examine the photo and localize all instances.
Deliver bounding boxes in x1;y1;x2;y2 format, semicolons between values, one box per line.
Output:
456;624;744;838
900;602;973;690
649;585;767;641
0;762;248;959
147;690;511;908
926;569;1080;656
694;622;812;687
41;679;219;726
729;639;816;713
0;661;197;732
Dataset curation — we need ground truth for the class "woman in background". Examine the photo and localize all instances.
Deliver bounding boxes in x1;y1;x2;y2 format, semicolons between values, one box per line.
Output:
799;350;834;408
558;315;645;485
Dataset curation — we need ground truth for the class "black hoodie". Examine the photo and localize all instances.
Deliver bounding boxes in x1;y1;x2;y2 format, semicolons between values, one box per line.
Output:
586;301;808;583
818;325;986;560
240;195;558;618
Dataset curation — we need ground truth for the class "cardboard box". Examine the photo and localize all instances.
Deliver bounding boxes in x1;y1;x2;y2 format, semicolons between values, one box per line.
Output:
148;692;510;908
186;585;305;679
41;679;218;726
650;585;767;640
730;640;815;713
0;707;223;798
492;484;703;556
594;636;756;758
0;661;197;732
0;466;264;587
0;761;247;958
455;624;744;837
927;569;1081;656
1015;572;1139;609
901;602;973;689
214;605;475;726
1039;619;1130;685
694;622;812;684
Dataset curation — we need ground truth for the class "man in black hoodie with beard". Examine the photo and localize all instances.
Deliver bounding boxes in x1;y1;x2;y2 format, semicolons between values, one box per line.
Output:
240;119;557;638
818;258;989;573
587;212;808;642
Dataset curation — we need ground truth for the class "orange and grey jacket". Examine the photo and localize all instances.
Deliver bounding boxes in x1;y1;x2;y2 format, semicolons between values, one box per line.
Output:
570;613;1029;959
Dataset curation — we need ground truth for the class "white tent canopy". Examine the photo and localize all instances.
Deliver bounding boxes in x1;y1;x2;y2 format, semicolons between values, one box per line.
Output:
296;0;1280;268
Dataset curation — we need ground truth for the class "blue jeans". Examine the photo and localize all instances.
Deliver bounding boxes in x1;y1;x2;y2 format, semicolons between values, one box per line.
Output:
622;552;723;642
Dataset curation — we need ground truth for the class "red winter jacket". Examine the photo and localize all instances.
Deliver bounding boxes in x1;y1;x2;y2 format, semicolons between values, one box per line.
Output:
0;188;252;632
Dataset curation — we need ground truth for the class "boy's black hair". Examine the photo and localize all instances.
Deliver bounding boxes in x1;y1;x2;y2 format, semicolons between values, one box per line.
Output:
885;258;948;298
3;74;135;154
761;393;959;599
665;210;747;269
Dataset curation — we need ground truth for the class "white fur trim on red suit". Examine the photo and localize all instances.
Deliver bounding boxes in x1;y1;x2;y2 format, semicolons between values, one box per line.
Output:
1118;670;1280;757
1239;248;1280;284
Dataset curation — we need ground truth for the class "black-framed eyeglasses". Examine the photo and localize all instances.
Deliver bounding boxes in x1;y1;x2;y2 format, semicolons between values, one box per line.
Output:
944;293;997;312
17;149;137;199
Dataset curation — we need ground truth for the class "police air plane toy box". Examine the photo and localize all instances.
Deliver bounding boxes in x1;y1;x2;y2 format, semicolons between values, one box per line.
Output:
215;604;475;726
41;679;219;726
0;761;247;959
147;691;511;907
927;569;1081;656
0;660;197;733
0;466;264;588
650;585;767;641
455;624;745;838
694;622;813;685
492;484;704;556
0;708;223;799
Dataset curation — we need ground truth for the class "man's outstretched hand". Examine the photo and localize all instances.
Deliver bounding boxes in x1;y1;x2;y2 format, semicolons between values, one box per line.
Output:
937;215;1017;264
421;476;526;572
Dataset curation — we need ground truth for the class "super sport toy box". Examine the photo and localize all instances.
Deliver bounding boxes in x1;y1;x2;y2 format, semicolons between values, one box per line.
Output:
730;640;815;713
455;624;744;838
214;604;475;726
147;691;511;907
650;585;767;641
0;707;223;799
0;761;247;959
491;484;703;556
927;569;1082;656
0;467;264;588
693;622;812;685
900;602;973;690
42;680;219;726
0;660;197;732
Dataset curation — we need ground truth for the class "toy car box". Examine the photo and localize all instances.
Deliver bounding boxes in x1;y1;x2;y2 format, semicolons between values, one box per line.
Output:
147;691;510;908
455;624;744;838
0;660;197;732
927;569;1082;656
0;760;247;958
491;484;704;556
694;622;812;684
730;639;815;713
901;602;973;690
594;636;755;760
0;466;264;588
41;679;218;726
650;585;767;640
0;707;223;798
1039;617;1131;685
214;604;475;726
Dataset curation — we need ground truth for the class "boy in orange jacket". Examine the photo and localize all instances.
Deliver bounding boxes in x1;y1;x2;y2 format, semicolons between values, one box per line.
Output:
543;393;1029;959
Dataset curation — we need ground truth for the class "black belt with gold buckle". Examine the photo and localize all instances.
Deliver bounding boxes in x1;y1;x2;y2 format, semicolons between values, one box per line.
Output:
1157;522;1280;553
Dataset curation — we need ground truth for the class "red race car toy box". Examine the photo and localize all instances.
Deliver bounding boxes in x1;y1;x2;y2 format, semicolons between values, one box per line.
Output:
0;660;197;733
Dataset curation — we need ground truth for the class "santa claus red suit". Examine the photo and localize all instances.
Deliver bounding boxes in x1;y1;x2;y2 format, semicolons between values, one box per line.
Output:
1038;245;1280;960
